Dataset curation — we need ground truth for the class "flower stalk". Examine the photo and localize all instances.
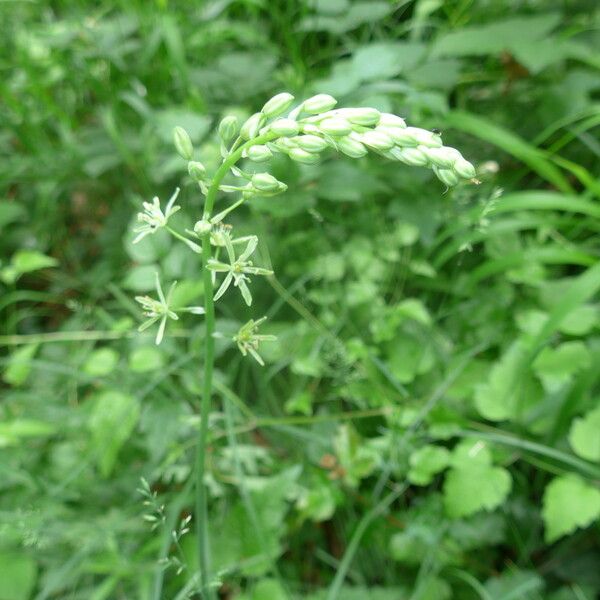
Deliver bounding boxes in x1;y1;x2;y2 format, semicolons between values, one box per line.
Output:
132;92;476;598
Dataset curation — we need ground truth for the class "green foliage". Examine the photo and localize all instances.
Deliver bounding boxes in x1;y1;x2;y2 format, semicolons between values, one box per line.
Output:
1;0;600;598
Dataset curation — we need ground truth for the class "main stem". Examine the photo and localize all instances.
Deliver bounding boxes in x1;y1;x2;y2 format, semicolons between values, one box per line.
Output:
195;132;275;599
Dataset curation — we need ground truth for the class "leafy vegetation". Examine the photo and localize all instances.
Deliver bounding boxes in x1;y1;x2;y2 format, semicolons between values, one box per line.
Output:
1;1;599;599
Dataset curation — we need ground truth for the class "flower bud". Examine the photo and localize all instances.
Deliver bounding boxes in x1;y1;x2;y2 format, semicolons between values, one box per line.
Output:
318;117;352;136
218;115;239;142
251;172;280;192
391;147;428;167
453;157;476;179
247;145;273;162
240;112;266;140
422;146;461;169
289;147;321;164
379;113;407;128
382;127;419;147
336;136;368;158
294;134;329;153
339;107;381;126
303;94;337;114
261;92;295;118
434;167;460;187
187;161;207;181
359;130;394;151
270;118;300;137
403;127;443;148
173;126;193;160
194;219;212;235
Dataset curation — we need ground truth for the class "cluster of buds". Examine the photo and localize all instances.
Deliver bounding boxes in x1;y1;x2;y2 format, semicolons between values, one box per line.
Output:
235;93;476;187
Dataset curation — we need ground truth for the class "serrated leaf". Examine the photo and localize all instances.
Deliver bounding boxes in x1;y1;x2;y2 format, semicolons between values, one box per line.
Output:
569;407;600;462
532;341;591;391
443;463;512;518
542;474;600;542
409;445;450;486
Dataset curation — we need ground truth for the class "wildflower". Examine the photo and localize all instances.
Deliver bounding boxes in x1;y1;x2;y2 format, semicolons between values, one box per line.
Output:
133;188;181;244
207;235;273;306
233;317;277;365
135;273;204;345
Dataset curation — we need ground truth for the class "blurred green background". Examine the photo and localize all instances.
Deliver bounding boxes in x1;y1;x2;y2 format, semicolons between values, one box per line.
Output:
1;1;600;599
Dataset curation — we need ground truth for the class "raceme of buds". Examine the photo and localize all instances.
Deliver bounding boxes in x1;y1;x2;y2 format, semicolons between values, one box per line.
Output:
261;92;295;118
173;127;193;160
218;115;239;143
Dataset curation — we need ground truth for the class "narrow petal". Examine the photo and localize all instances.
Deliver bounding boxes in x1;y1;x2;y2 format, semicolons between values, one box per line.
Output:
239;236;258;261
214;272;233;301
247;346;265;366
138;316;159;332
239;279;253;306
155;272;166;305
132;230;150;244
156;316;167;345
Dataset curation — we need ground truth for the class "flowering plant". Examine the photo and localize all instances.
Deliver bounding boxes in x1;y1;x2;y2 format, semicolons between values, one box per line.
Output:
133;92;475;598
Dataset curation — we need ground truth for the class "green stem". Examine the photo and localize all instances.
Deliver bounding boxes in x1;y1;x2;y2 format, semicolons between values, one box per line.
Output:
194;131;276;599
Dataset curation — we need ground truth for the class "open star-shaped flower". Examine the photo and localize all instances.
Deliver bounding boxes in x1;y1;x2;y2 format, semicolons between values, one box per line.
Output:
135;272;204;344
206;234;272;306
233;317;277;366
133;188;181;244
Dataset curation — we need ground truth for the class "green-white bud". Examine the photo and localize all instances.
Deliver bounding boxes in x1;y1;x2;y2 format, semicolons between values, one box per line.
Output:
261;92;295;118
339;107;381;126
218;115;239;142
173;126;193;160
187;160;207;181
403;127;443;148
247;145;273;162
294;134;329;153
434;167;460;187
453;157;476;179
379;113;407;128
391;147;429;167
359;130;394;151
289;147;321;164
336;136;368;158
422;146;461;169
318;117;352;136
303;94;338;114
270;118;300;137
381;127;419;147
251;172;280;192
241;112;266;140
194;219;212;235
